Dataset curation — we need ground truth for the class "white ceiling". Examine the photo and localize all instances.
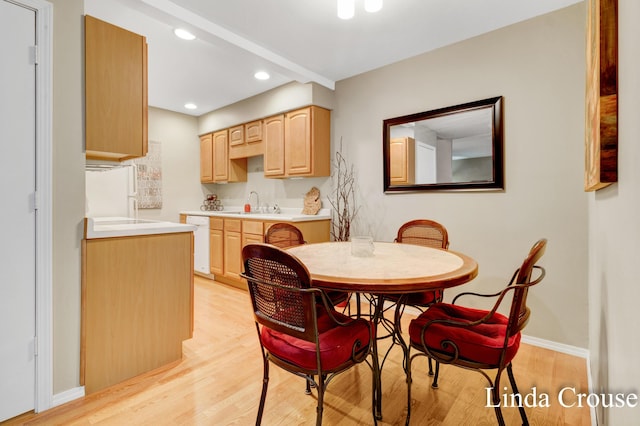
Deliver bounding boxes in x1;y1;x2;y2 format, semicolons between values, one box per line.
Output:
85;0;582;117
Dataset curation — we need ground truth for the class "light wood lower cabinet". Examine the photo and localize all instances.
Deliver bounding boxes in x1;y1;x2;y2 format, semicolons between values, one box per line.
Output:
210;217;224;275
211;217;330;290
242;220;264;247
223;219;243;282
81;232;193;394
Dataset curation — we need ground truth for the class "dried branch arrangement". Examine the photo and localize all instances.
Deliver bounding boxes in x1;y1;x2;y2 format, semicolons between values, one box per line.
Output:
329;143;359;241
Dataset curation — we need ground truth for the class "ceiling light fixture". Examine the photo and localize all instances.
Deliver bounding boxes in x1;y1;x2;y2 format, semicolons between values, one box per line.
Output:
184;103;197;110
337;0;355;20
173;28;196;41
338;0;382;19
364;0;383;13
254;71;270;80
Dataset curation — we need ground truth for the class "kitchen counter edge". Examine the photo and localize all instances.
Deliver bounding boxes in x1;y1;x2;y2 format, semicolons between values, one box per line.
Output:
84;217;197;239
180;209;331;223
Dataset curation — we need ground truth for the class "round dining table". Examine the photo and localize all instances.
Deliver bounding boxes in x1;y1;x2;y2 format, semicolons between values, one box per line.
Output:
287;241;478;293
287;241;478;419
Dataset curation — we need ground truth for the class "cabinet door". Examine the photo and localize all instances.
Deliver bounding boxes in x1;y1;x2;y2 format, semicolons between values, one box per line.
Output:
223;231;242;281
200;134;213;183
390;137;415;184
229;125;244;147
85;15;148;161
242;233;263;247
213;130;229;182
285;108;312;176
263;114;285;177
245;120;263;143
242;220;263;248
210;228;224;275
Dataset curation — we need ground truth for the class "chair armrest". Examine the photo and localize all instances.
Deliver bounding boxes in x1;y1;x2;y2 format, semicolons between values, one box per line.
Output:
423;266;546;337
451;266;545;305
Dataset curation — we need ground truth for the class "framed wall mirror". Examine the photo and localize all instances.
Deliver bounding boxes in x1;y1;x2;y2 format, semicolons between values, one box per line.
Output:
383;96;504;192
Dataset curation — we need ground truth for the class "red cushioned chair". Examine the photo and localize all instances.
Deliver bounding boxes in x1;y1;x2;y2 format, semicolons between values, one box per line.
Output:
405;239;547;426
265;222;350;308
392;219;449;309
382;220;449;374
241;244;375;426
264;222;306;249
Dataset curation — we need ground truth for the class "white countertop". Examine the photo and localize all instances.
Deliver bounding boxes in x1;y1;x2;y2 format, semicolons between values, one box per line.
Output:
85;217;197;239
180;207;331;223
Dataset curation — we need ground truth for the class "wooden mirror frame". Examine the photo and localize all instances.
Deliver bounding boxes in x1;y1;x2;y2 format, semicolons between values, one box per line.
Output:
383;96;504;192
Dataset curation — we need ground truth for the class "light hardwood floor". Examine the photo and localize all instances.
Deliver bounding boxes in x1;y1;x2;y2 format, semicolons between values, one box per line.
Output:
4;276;591;425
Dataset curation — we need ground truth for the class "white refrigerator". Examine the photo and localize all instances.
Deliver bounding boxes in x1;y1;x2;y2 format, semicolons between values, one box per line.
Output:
86;164;138;218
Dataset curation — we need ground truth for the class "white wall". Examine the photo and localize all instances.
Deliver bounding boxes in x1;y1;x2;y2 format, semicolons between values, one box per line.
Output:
588;0;640;424
333;4;589;348
136;107;204;221
50;0;85;394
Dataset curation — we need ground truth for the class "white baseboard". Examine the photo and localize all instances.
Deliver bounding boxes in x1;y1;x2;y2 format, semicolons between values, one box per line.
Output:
51;386;85;408
520;334;589;359
518;335;594;425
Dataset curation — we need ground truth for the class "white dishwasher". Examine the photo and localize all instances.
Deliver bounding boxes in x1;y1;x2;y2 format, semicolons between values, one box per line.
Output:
186;215;210;275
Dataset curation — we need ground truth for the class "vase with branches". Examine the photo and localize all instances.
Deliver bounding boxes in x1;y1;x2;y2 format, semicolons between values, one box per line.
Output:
329;141;359;241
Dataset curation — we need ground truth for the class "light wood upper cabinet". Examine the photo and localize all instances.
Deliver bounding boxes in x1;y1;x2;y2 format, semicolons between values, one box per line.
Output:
263;114;286;177
245;120;263;143
390;137;415;185
229;125;244;147
229;120;264;159
85;15;148;161
200;130;247;184
212;130;229;182
265;106;331;178
200;134;213;183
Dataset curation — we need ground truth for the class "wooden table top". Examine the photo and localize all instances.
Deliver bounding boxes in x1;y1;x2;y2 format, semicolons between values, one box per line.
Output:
287;241;478;294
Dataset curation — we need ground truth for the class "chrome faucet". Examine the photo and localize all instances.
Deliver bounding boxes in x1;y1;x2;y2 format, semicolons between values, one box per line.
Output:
248;191;259;213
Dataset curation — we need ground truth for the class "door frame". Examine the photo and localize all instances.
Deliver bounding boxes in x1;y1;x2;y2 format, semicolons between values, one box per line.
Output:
7;0;54;414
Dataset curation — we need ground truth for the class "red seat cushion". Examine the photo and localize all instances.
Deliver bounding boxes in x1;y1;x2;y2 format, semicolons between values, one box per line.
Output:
408;303;521;366
261;307;372;371
387;290;442;306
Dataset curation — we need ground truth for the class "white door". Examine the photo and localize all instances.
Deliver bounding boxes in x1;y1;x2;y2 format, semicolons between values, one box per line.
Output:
0;0;37;421
415;141;436;184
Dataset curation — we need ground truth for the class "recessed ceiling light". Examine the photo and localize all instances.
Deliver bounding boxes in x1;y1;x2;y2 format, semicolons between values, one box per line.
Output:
174;28;196;41
337;0;355;19
364;0;383;13
184;103;197;110
254;71;270;80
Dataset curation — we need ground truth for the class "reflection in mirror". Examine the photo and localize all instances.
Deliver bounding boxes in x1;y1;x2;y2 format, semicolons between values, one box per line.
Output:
383;96;503;192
